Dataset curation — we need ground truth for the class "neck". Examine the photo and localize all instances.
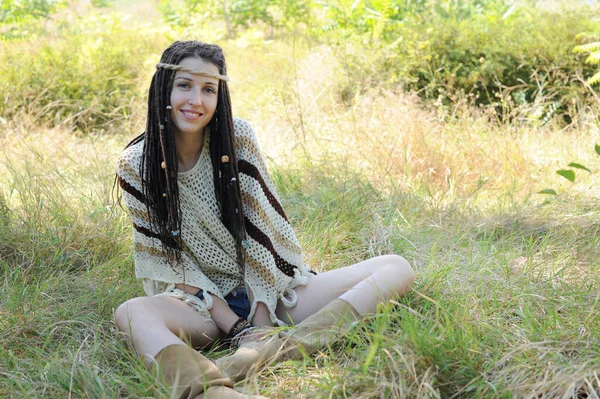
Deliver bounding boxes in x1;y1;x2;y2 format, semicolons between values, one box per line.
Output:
174;129;205;172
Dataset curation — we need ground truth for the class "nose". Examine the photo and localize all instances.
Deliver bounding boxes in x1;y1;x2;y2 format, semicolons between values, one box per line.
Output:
188;88;202;106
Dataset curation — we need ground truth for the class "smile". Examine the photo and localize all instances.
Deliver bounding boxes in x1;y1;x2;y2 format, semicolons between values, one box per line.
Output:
181;110;203;119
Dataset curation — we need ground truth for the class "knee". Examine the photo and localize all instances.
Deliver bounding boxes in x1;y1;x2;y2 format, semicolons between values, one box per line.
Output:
114;297;148;332
381;254;415;290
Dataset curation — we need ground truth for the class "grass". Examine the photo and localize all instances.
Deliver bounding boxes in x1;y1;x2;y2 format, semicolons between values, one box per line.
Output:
1;8;600;399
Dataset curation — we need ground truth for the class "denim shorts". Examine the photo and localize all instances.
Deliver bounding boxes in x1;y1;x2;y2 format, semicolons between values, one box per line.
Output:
225;287;251;319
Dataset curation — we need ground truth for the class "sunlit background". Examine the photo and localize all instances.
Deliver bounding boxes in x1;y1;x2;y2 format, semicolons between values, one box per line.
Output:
1;0;600;397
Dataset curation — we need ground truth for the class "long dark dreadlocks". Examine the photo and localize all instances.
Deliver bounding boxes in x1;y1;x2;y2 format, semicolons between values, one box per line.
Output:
124;41;247;272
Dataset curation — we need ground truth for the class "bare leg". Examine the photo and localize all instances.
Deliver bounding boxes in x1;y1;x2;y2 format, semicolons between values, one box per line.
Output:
215;255;413;380
276;254;414;324
114;296;221;360
115;297;269;398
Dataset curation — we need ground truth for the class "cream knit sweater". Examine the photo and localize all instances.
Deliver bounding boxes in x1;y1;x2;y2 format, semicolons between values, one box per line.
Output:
117;118;310;325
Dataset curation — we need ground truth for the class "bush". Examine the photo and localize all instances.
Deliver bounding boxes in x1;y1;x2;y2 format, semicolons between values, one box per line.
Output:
2;0;597;132
0;13;170;132
0;0;67;25
315;1;597;121
159;0;313;38
161;0;598;120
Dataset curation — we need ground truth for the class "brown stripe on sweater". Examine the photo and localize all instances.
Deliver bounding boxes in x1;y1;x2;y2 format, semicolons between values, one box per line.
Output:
242;191;302;255
134;242;164;258
246;253;278;286
134;223;178;250
135;242;180;264
235;135;262;164
244;218;297;277
127;206;150;224
238;159;288;221
118;160;142;183
119;177;145;205
133;223;161;240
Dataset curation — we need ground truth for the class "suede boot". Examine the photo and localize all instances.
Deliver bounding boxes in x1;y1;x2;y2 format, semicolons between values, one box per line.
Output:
278;298;361;360
154;344;267;399
214;330;283;382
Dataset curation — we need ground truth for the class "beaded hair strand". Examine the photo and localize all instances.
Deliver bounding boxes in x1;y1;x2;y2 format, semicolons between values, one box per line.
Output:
123;41;247;275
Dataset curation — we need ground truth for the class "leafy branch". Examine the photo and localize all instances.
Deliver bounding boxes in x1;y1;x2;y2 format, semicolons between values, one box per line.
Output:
539;145;600;195
573;32;600;85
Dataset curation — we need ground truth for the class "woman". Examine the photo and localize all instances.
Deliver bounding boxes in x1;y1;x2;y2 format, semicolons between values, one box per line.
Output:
115;40;415;399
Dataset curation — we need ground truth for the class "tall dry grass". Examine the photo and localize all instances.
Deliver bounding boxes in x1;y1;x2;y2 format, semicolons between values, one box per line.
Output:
1;12;599;399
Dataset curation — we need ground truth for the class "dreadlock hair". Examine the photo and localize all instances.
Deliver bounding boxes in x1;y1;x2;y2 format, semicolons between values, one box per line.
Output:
124;41;247;275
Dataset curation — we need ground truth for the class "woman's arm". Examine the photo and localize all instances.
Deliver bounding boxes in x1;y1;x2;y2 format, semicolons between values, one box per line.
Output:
249;300;273;328
176;283;273;331
175;283;239;333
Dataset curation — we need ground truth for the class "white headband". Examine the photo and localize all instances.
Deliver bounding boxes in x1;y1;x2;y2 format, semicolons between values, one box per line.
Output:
156;62;230;82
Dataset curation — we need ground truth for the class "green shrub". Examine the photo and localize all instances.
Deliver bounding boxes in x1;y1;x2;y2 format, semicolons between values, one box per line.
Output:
2;0;597;132
573;31;600;86
159;0;313;38
0;13;170;132
165;0;598;120
315;1;597;121
0;0;67;25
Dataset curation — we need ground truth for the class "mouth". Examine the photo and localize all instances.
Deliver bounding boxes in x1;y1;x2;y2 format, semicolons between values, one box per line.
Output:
181;110;203;119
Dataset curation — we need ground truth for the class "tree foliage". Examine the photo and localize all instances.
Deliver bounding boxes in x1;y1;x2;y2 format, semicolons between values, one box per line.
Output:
2;0;600;131
0;0;66;24
156;0;597;122
0;13;169;130
573;32;600;85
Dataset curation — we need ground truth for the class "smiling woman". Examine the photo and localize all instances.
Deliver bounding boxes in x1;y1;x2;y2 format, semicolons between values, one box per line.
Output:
114;40;414;399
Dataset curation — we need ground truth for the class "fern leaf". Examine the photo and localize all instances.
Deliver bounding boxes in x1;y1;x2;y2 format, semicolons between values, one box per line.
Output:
585;50;600;65
587;71;600;86
574;41;600;54
575;32;600;41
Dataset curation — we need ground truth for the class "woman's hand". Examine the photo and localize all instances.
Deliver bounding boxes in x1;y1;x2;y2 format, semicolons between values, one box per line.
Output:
209;296;242;335
174;284;274;341
232;302;274;345
175;283;239;334
250;301;273;328
238;328;271;345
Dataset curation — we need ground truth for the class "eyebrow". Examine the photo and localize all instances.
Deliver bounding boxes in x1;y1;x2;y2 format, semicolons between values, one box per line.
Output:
174;76;218;85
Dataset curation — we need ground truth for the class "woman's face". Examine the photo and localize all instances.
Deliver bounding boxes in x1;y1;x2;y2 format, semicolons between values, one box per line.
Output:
169;57;220;138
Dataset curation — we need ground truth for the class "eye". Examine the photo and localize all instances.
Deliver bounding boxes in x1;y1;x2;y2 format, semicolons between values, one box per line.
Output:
177;82;191;89
204;87;217;94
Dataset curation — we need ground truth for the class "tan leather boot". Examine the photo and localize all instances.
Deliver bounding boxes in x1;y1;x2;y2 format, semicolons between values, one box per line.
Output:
154;344;267;399
214;330;283;382
278;298;361;360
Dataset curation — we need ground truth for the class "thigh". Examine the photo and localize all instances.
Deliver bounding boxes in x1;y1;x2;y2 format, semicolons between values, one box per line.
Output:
275;255;391;324
115;295;221;349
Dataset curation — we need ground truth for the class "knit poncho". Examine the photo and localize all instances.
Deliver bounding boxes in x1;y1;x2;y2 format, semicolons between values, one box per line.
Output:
117;118;310;325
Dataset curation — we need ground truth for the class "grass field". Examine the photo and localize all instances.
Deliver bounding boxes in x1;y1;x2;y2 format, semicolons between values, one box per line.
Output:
1;3;600;398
